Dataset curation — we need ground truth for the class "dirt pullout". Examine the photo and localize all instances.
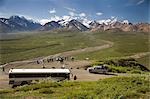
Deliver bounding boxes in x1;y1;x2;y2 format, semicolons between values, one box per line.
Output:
2;60;92;74
71;69;116;81
0;60;116;89
0;70;9;89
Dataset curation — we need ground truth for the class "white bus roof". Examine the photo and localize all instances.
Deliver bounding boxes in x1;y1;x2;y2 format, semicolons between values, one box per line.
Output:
9;69;70;74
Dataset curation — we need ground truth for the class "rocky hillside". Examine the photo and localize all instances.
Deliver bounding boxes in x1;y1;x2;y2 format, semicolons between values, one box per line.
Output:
65;19;89;31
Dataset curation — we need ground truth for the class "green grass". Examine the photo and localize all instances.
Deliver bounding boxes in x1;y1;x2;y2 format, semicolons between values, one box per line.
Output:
92;58;149;74
137;55;150;70
75;32;149;61
0;32;105;64
0;76;149;99
0;31;149;65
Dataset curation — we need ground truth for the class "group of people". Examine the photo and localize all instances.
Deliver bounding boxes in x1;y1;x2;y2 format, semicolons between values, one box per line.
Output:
36;56;75;65
36;56;77;80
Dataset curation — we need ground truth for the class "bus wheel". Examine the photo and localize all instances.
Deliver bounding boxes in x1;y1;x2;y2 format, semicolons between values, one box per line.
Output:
21;81;28;86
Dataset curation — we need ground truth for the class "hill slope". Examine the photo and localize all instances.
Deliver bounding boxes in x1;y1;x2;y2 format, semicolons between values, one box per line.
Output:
0;76;149;99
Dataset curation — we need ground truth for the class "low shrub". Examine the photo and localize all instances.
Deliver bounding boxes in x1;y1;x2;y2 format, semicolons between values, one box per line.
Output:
0;89;13;94
130;70;142;74
15;81;61;92
64;91;95;99
38;88;53;94
0;76;149;99
93;58;150;73
136;86;150;94
107;65;127;73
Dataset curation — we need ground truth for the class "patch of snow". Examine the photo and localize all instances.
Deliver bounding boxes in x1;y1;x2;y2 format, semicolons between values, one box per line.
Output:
58;16;73;26
122;20;129;24
80;18;92;28
39;19;51;25
97;17;118;25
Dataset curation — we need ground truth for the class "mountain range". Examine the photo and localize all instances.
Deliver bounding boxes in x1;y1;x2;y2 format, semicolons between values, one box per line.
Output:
0;15;149;33
0;16;41;33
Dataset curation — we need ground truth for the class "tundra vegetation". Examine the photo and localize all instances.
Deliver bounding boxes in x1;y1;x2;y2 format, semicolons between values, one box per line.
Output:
0;31;149;98
92;58;149;74
0;31;149;68
0;76;149;99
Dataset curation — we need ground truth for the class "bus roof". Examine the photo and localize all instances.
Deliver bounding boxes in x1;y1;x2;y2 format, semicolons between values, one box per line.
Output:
9;69;70;74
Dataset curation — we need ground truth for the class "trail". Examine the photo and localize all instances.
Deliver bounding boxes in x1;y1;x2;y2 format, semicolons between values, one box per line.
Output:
44;40;114;58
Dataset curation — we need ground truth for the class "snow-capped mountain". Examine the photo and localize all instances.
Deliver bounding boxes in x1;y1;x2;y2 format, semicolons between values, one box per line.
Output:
122;20;129;24
41;19;89;31
0;20;12;33
58;16;74;26
0;16;41;33
65;19;89;31
88;17;149;32
0;15;149;33
48;15;92;28
41;21;62;31
89;21;101;29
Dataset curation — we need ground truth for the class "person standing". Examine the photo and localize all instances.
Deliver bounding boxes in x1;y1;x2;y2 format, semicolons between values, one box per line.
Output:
74;75;77;80
2;66;5;72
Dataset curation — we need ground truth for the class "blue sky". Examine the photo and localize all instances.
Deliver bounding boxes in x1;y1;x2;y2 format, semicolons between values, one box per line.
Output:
0;0;149;24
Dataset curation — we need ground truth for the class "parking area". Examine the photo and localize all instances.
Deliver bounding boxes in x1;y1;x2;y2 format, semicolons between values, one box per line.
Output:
0;60;116;89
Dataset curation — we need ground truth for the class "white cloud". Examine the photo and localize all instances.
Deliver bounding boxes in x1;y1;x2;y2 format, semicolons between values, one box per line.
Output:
136;0;144;5
69;12;76;16
79;13;86;17
50;15;62;21
69;12;87;18
126;0;145;6
49;8;56;14
111;16;115;19
96;12;103;16
64;7;76;12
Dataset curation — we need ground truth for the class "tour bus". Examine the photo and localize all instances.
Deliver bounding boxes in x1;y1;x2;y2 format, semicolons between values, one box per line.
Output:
9;69;70;86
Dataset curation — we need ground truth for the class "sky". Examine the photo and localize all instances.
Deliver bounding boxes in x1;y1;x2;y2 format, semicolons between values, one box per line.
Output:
0;0;149;24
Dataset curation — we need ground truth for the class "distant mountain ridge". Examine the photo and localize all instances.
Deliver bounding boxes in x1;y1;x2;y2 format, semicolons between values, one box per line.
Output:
41;21;62;31
0;16;41;33
89;18;149;32
66;19;89;31
0;15;149;33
